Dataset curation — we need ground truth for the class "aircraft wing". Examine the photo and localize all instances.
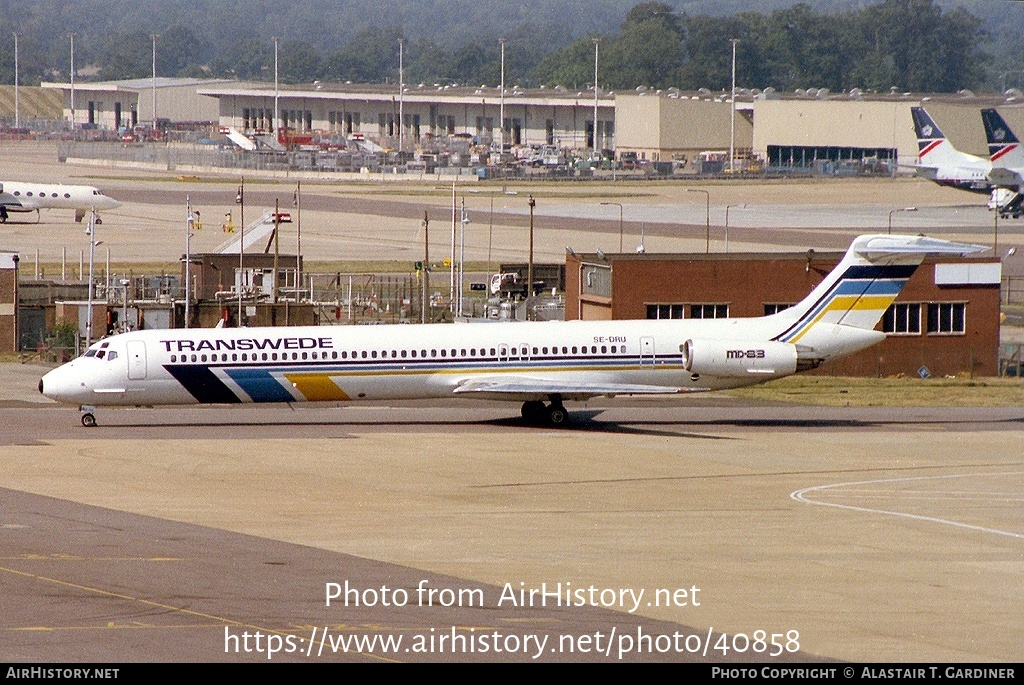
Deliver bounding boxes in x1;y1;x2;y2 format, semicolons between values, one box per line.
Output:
452;375;707;401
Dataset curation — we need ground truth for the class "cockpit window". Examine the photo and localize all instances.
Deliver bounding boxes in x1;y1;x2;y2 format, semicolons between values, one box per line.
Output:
96;350;106;359
107;351;118;361
84;349;97;357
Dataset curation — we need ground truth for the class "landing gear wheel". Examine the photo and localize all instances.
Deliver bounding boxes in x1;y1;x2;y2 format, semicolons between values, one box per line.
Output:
521;400;545;424
81;413;97;428
546;404;568;427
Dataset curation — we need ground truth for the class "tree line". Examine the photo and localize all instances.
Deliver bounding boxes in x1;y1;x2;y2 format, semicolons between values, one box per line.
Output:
0;1;1001;95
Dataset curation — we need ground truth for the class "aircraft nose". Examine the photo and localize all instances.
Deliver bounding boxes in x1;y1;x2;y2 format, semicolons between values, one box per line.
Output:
40;366;79;403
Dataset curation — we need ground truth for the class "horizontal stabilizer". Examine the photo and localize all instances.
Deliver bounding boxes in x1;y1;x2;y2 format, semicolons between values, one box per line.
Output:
453;376;707;400
849;234;987;261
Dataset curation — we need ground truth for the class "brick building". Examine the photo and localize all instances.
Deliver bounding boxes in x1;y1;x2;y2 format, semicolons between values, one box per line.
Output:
565;250;1001;377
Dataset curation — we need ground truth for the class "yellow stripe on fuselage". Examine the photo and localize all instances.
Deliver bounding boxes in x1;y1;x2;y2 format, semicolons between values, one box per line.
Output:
283;373;351;401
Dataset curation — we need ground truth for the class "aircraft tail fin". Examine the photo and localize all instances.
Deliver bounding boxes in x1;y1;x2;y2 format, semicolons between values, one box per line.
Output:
911;106;984;168
981;108;1024;168
772;234;986;348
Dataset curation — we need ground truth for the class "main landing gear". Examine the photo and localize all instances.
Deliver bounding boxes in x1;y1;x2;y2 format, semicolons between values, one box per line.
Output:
520;397;569;427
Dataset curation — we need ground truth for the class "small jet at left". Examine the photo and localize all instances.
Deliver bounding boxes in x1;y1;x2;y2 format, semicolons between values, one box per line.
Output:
0;181;122;224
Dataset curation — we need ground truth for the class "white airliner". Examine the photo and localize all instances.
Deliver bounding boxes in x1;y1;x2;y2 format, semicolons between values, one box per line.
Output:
910;106;991;193
0;182;122;223
40;234;985;427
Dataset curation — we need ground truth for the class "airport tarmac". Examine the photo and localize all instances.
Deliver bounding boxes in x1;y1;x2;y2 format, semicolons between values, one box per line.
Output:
0;390;1022;662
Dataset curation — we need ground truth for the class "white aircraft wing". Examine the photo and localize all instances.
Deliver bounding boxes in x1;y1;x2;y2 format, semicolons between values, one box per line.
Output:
452;375;707;401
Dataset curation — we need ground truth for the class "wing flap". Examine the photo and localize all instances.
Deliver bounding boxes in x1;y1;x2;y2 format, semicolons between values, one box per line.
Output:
452;376;706;400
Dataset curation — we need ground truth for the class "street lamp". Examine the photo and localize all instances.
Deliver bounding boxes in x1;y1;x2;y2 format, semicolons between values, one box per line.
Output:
527;195;536;319
600;201;624;252
185;197;195;328
887;206;917;234
724;203;744;253
236;178;245;326
458;200;469;317
120;279;131;333
687;188;710;253
84;208;99;348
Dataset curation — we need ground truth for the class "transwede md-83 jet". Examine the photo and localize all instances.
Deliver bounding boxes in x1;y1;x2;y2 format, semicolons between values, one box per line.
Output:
40;234;985;427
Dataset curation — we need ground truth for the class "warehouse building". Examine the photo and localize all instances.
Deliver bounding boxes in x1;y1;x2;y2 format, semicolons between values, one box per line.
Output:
197;82;616;150
42;77;231;129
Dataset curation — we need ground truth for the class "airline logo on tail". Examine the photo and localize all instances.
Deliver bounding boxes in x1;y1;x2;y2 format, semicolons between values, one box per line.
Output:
981;108;1023;164
911;107;947;158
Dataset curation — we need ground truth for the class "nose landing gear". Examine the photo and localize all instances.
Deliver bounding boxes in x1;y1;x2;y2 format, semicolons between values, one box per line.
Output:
80;405;97;427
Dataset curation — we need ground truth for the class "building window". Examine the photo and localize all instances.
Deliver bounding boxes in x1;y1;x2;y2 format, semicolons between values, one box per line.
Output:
882;303;921;335
764;303;793;315
689;304;729;319
646;304;685;320
927;303;965;335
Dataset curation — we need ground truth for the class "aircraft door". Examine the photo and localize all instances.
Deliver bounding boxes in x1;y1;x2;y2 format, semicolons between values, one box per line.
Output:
126;340;147;380
640;337;655;365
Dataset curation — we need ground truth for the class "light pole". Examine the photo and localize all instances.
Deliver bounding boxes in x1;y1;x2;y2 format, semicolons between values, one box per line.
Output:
185;197;194;328
273;37;279;136
688;188;710;253
421;211;429;324
236;178;245;326
398;38;404;154
499;38;506;152
69;34;75;128
994;206;999;258
593;38;600;152
85;209;98;347
887;206;917;234
13;33;19;130
120;279;130;333
151;34;159;128
458;199;469;317
724;203;744;253
470;187;516;278
527;195;535;319
601;201;624;252
729;38;739;173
